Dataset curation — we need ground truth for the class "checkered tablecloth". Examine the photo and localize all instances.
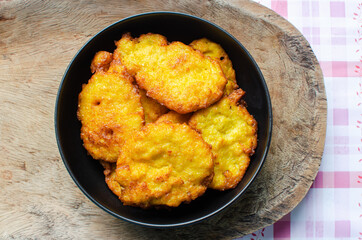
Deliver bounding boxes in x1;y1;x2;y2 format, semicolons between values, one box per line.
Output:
238;0;362;239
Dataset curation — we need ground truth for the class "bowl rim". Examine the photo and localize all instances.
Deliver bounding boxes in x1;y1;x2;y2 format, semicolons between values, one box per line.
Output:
54;11;273;228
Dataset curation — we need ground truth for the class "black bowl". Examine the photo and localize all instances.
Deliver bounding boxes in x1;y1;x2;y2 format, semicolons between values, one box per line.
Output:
55;12;272;228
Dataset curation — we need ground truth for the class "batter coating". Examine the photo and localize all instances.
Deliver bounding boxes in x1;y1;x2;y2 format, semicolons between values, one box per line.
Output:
113;33;227;114
189;89;257;190
139;89;169;124
90;51;113;73
116;122;214;208
190;38;238;96
155;111;191;124
78;71;144;162
91;51;168;124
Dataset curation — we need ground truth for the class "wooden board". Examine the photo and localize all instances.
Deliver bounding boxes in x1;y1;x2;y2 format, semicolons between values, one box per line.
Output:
0;0;326;238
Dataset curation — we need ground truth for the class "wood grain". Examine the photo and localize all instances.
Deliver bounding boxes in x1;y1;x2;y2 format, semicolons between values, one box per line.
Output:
0;0;326;239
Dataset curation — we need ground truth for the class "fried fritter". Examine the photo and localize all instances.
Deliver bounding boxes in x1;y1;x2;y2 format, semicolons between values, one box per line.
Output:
139;89;169;124
106;59;129;75
115;122;214;208
93;55;168;124
113;33;227;114
110;62;169;124
78;71;144;162
190;38;238;96
155;111;191;124
90;51;113;73
189;89;257;190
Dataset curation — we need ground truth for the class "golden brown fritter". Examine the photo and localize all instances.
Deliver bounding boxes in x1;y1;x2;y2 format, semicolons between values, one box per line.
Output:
91;51;168;123
106;59;129;76
110;61;169;124
139;89;169;124
189;89;257;190
155;111;191;124
115;122;214;208
90;51;113;73
78;71;144;162
190;38;238;96
113;33;227;114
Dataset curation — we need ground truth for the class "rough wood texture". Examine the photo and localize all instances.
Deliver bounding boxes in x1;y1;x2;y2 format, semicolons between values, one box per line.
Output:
0;0;326;239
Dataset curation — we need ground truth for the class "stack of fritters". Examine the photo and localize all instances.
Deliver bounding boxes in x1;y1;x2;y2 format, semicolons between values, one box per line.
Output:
78;33;257;208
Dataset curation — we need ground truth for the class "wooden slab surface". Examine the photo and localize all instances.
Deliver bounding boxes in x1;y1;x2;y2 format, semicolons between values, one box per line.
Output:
0;0;326;238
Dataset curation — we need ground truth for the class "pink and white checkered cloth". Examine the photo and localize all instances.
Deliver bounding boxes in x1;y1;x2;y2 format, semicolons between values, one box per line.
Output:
238;0;362;239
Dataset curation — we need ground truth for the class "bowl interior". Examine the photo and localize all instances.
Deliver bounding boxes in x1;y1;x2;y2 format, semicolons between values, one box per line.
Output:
55;12;272;227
